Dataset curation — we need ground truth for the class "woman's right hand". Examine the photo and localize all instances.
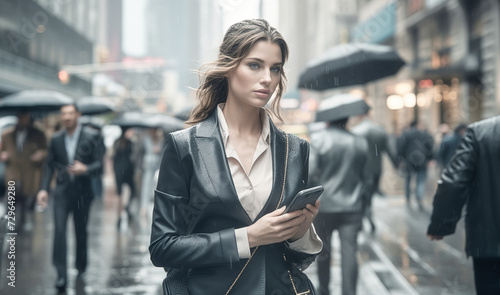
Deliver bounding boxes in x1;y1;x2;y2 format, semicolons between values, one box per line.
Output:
246;207;305;248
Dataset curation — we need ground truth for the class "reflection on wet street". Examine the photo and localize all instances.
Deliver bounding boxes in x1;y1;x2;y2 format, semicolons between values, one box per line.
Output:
0;178;164;295
0;173;475;295
304;189;475;295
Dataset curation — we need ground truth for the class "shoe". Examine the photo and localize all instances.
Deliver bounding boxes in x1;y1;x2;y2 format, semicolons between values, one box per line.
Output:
77;269;86;280
55;277;66;293
126;206;134;222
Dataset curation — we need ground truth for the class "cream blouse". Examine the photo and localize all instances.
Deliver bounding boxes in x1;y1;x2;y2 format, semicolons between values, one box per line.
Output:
217;104;322;259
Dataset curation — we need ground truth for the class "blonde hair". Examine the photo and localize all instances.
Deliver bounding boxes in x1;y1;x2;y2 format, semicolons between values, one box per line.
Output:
187;19;289;125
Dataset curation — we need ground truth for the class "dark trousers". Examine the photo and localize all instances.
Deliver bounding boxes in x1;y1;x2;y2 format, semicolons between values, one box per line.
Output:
91;176;103;199
314;212;362;295
363;173;380;229
53;191;92;279
404;167;427;203
473;258;500;295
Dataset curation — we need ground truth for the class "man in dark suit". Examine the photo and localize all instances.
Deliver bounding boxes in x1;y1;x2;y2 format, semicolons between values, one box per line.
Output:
37;104;102;293
427;115;500;295
436;123;467;170
397;120;434;210
352;114;397;232
309;117;368;295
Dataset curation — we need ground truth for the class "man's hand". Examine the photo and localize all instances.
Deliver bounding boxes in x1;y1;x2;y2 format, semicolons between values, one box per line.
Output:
427;235;444;241
67;160;88;176
30;150;46;162
37;190;49;209
0;151;9;162
289;199;320;242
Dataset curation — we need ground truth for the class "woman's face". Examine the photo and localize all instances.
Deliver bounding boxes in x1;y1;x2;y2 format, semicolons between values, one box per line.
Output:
226;40;282;109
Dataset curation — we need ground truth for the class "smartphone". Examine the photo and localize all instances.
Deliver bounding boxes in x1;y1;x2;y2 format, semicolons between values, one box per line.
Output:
283;186;324;213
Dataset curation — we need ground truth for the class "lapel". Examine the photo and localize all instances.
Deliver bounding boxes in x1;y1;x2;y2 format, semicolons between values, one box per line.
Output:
57;131;69;166
73;127;86;163
194;110;287;225
254;120;286;221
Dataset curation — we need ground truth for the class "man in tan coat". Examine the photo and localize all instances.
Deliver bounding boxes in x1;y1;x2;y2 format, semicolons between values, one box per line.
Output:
0;112;47;231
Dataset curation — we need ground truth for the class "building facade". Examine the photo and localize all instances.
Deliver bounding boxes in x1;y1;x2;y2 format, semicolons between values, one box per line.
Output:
0;0;121;99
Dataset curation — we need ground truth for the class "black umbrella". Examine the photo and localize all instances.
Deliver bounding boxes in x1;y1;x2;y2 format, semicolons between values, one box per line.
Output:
110;112;146;128
76;96;116;115
174;105;194;121
299;43;405;91
79;116;105;129
315;94;370;122
0;90;75;113
111;112;185;133
147;114;185;133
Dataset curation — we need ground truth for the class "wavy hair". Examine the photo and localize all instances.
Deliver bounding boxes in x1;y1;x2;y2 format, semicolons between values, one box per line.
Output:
186;19;289;125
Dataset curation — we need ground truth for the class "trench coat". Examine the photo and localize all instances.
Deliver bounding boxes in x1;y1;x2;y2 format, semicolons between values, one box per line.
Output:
149;110;318;294
1;126;47;197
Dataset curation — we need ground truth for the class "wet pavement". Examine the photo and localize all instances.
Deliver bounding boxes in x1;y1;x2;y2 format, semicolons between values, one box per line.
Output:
0;168;475;294
0;176;165;295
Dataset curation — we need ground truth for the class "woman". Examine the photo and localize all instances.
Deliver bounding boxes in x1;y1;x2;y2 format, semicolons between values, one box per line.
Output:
149;19;322;294
113;126;136;228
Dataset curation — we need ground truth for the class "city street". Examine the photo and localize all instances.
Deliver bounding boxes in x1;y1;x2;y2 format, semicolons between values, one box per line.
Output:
0;168;475;295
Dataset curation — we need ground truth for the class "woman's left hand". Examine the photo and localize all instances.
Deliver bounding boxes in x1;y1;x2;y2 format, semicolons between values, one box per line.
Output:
288;199;320;242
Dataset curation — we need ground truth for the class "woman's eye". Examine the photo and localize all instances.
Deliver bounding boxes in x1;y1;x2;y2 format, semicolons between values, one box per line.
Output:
249;63;259;69
271;67;281;73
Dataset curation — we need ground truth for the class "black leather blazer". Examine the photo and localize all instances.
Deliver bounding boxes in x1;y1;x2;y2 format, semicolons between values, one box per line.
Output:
41;126;102;199
149;110;318;294
428;115;500;258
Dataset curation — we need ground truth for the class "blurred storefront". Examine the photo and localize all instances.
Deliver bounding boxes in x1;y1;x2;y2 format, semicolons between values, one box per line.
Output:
350;0;500;136
0;0;122;100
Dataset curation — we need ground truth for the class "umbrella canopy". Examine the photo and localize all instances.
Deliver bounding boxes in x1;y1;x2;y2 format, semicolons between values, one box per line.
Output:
299;43;405;91
76;97;116;115
111;112;147;128
0;90;75;113
0;116;18;132
315;94;370;122
111;112;185;132
147;114;185;133
174;105;194;121
79;116;105;129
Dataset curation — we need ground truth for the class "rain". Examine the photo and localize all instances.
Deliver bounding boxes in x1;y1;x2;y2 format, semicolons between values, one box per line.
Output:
0;0;499;294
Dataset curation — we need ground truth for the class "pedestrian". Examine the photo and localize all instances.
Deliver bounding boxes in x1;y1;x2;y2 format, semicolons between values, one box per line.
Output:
36;104;103;293
0;112;47;232
427;115;500;295
352;111;397;233
397;120;434;210
310;116;369;295
436;123;467;170
139;127;163;216
86;124;106;200
113;126;136;228
149;19;322;295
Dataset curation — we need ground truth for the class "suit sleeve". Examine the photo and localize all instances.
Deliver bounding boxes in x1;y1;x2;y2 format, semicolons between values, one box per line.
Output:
427;129;477;236
149;133;239;270
84;132;103;176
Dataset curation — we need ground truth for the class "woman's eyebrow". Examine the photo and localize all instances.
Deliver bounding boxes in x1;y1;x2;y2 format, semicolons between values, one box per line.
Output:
245;57;282;66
